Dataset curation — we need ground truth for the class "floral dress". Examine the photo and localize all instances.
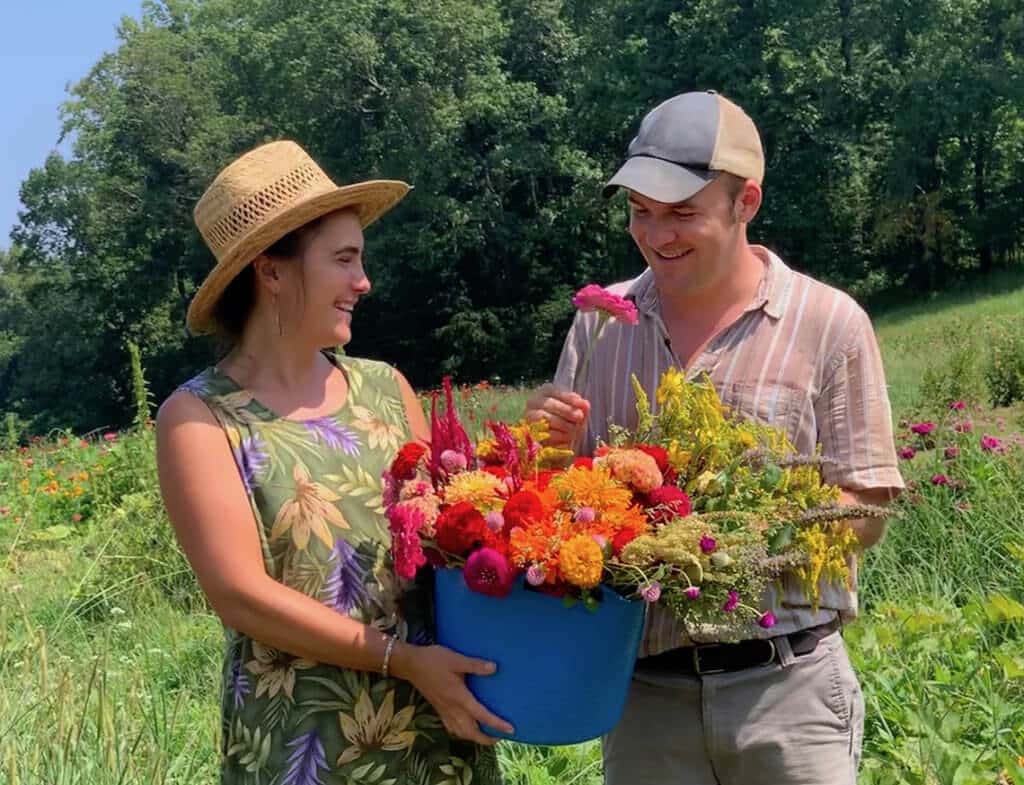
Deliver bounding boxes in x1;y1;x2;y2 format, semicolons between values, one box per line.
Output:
179;350;500;785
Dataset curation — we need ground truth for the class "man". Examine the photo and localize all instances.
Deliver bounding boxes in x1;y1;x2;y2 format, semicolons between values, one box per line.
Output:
525;91;903;784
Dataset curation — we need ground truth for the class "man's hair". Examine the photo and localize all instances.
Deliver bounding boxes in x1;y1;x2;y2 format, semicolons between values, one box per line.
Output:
720;172;747;201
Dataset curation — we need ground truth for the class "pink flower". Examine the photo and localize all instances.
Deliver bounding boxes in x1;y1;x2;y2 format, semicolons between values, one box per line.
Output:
463;548;515;598
685;586;701;600
23;459;33;468
758;611;777;629
387;504;427;579
572;284;639;325
722;591;739;613
898;447;916;460
944;446;960;459
980;435;1004;453
640;582;662;603
440;449;468;474
699;535;717;554
78;440;89;448
910;422;936;435
954;421;973;433
574;506;596;524
485;511;505;533
103;432;117;442
949;400;966;411
931;474;950;486
71;513;82;523
0;506;8;516
526;565;546;586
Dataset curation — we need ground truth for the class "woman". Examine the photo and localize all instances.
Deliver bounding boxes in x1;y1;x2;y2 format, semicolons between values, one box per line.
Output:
157;141;510;783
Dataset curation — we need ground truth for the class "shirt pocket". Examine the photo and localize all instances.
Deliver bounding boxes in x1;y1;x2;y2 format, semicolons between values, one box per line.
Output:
716;381;808;446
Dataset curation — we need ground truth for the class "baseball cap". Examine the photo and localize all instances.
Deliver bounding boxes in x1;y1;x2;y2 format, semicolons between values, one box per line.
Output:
604;90;764;202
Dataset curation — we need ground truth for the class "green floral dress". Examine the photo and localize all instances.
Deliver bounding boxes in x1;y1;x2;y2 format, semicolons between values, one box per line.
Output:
179;350;500;785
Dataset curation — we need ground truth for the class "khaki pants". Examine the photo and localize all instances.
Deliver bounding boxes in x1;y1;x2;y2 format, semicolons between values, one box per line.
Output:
603;631;864;785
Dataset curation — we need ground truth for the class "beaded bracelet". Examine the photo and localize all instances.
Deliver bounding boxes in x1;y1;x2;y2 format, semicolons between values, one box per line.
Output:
381;635;397;679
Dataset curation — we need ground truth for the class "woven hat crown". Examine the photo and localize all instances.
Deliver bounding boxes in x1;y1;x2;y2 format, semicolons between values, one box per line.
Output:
194;141;338;263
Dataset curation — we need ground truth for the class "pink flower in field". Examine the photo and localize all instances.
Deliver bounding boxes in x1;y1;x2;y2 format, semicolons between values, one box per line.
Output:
0;506;8;516
980;435;1004;453
640;582;662;603
954;421;973;433
899;447;916;460
910;422;936;436
931;474;950;486
723;591;740;613
759;611;777;629
699;535;717;554
23;458;33;468
78;440;89;448
944;446;960;459
572;284;639;325
103;432;117;443
463;547;515;598
685;586;701;600
71;513;82;523
949;400;966;411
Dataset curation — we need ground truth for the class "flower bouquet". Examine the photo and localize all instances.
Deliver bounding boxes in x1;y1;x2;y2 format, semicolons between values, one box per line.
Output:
385;285;887;744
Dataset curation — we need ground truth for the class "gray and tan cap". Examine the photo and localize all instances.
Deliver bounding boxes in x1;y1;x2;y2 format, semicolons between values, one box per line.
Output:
604;90;764;203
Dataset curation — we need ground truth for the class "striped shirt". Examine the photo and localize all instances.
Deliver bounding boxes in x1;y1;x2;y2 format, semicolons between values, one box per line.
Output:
554;246;904;654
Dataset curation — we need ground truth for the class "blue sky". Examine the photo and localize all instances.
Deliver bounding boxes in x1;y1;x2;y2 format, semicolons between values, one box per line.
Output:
1;0;143;249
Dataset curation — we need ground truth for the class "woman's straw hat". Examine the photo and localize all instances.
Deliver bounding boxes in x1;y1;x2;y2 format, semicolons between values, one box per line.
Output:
187;140;410;335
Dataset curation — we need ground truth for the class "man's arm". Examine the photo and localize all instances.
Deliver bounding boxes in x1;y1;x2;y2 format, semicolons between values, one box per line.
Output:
839;487;898;549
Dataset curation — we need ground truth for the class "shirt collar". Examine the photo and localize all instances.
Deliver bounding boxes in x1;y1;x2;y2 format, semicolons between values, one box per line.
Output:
625;245;792;321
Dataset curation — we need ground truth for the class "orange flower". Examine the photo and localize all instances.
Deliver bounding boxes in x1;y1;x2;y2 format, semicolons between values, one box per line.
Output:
549;465;633;512
559;534;604;588
509;515;563;579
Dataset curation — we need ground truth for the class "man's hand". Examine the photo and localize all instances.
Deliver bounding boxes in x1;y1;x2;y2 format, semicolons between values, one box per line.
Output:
839;487;898;549
525;383;591;449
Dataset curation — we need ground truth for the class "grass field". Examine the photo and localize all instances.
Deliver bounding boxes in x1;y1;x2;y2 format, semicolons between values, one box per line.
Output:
2;272;1024;785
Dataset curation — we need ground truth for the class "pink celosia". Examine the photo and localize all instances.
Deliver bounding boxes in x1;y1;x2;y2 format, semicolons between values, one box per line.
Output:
898;447;916;460
428;377;475;488
387;504;427;579
931;474;950;486
572;284;639;325
463;547;516;598
910;422;936;435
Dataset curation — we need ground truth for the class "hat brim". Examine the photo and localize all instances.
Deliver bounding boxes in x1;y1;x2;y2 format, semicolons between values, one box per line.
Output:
186;180;410;336
603;157;714;203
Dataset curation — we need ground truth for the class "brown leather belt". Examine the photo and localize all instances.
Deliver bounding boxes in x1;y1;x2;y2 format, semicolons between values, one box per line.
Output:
637;617;842;677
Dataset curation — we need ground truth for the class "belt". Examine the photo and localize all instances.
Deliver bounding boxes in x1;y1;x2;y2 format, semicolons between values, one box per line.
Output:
637;617;842;677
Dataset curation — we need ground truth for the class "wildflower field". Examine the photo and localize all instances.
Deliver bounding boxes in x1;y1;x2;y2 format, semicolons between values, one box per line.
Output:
2;274;1024;784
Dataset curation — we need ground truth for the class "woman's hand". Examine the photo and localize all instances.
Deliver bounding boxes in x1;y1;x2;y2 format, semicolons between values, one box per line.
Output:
391;642;514;745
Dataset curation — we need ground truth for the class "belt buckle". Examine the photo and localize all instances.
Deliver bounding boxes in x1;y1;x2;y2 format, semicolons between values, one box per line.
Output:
692;644;726;676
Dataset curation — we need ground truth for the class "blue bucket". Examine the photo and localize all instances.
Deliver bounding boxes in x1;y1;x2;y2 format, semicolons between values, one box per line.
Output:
433;567;645;745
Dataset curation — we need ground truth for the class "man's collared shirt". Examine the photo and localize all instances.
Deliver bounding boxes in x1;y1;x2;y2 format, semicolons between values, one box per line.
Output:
554;246;904;653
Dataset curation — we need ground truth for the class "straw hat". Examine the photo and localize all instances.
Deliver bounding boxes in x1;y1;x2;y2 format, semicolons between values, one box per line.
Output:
187;140;410;335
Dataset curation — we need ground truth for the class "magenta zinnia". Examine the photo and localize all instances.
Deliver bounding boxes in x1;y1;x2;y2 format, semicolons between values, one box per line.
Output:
463;547;515;597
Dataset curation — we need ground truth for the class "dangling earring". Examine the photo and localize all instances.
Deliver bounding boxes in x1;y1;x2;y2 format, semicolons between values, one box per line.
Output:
273;294;283;337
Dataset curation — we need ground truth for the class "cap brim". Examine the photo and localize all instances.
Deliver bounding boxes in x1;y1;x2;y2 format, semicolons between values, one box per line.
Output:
603;157;714;203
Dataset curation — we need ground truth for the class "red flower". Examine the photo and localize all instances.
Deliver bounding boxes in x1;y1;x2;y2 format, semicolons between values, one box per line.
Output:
611;529;638;555
645;486;692;523
572;457;594;470
502;491;546;531
533;470;558;490
435;502;489;555
390;443;427;481
463;547;516;597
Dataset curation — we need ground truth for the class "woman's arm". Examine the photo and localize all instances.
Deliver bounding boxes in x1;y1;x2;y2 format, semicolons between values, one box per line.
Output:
156;391;512;743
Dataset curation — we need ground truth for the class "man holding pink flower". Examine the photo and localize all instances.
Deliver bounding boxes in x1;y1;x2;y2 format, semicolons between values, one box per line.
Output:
526;91;904;784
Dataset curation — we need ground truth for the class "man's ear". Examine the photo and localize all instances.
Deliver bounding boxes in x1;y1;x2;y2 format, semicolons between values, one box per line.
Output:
737;179;763;223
